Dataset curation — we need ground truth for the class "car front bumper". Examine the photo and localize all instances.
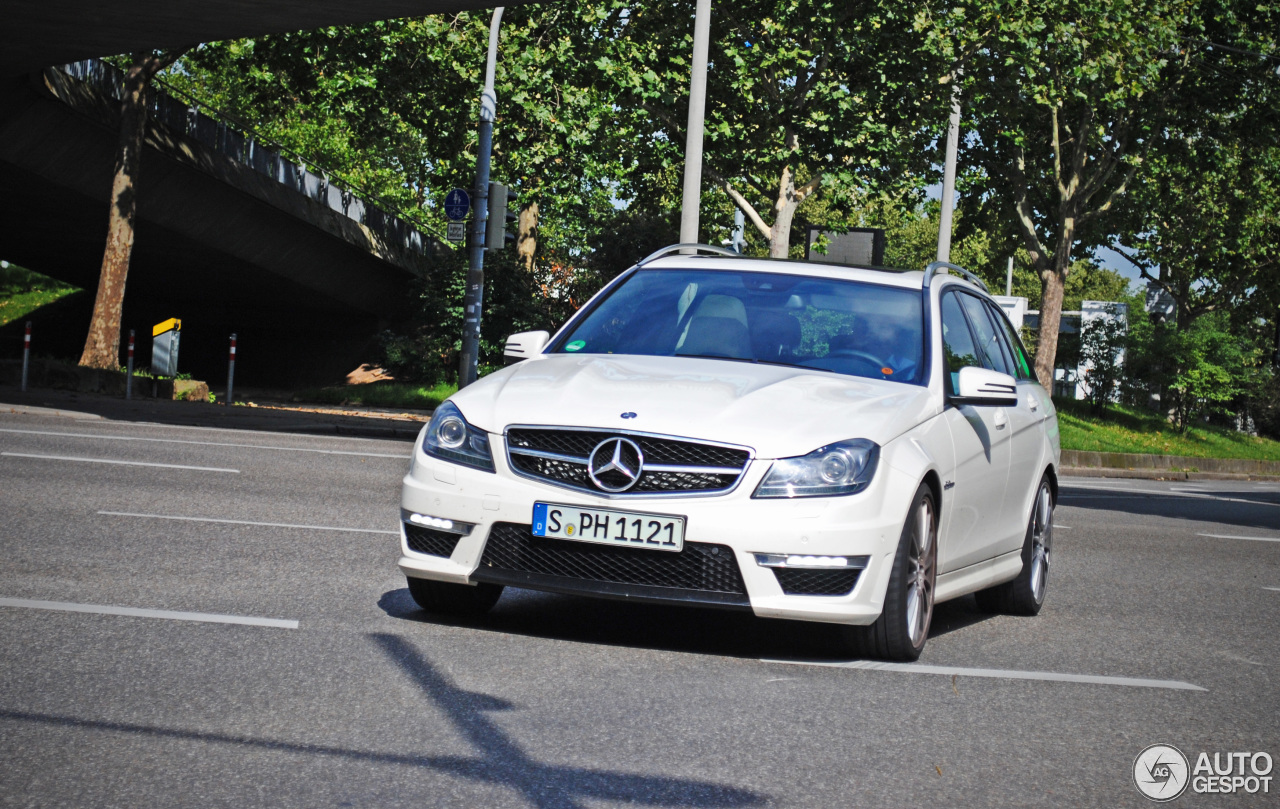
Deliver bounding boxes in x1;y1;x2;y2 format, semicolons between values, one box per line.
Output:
398;431;921;626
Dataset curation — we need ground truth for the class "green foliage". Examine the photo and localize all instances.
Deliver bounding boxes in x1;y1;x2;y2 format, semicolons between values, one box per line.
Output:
592;0;944;252
1077;305;1127;413
1123;309;1267;431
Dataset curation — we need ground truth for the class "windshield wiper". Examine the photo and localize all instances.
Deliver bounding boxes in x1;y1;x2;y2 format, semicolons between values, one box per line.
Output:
674;353;810;371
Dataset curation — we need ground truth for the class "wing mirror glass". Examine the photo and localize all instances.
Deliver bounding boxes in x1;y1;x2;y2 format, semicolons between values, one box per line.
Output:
952;366;1018;406
503;330;550;362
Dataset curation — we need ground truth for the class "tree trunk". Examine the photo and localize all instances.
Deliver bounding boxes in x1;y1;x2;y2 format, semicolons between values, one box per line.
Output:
770;164;797;259
1033;267;1066;391
79;52;176;369
516;201;538;273
1030;205;1076;391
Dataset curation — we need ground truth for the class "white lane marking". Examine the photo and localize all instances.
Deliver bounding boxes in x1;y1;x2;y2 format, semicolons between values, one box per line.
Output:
0;597;297;629
763;659;1206;691
1;452;238;473
1052;524;1071;529
0;428;410;458
98;510;398;535
1197;532;1280;543
1264;587;1280;592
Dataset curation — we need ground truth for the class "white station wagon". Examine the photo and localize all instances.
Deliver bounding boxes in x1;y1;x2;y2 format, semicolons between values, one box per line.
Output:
398;245;1060;660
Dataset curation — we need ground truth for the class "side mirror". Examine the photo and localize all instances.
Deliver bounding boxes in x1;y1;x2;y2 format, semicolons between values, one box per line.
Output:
504;330;550;362
952;366;1018;406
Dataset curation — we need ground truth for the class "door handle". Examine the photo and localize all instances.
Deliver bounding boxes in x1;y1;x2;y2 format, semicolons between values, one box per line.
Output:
993;408;1008;429
1026;394;1038;412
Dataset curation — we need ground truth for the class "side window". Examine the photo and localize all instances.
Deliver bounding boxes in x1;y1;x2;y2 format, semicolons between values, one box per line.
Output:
958;293;1013;377
988;301;1034;381
940;292;980;395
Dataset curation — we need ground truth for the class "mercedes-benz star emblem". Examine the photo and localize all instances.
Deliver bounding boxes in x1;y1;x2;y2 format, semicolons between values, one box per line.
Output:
587;437;644;493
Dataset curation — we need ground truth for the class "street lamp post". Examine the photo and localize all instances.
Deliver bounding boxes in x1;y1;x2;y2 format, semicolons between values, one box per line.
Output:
678;0;713;247
458;6;504;389
936;72;962;263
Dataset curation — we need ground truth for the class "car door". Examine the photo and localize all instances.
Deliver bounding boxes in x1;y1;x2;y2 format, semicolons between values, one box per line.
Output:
937;289;1013;573
967;296;1047;555
988;300;1049;535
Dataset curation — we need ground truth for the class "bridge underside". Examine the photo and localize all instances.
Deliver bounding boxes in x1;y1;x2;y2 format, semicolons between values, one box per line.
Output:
1;0;501;77
0;72;443;388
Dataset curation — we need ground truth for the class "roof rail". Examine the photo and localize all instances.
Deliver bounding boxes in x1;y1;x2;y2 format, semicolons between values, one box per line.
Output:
636;243;742;267
924;260;990;292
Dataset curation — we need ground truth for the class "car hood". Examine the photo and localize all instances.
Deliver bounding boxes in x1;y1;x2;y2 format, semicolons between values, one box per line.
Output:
451;354;939;459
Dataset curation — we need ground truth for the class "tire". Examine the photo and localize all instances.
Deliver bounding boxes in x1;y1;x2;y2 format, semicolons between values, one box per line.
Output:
974;475;1053;616
406;576;503;615
848;482;937;661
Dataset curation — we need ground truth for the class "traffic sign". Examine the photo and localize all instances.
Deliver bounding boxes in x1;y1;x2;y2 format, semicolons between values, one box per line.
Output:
447;221;466;244
444;188;471;221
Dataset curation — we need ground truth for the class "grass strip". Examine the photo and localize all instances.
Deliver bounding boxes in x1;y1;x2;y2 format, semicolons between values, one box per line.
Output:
291;382;456;411
1056;399;1280;461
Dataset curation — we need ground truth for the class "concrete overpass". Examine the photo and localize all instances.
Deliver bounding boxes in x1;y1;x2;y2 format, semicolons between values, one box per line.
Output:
1;1;500;78
0;59;455;386
1;0;504;386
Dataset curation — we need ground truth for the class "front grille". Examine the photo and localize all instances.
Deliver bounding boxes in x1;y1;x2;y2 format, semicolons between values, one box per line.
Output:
773;567;862;596
477;522;747;596
404;523;462;558
506;427;751;496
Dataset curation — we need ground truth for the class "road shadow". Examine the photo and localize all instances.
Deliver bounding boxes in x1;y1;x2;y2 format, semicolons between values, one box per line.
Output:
1059;483;1280;533
2;640;766;809
378;587;991;663
370;632;766;808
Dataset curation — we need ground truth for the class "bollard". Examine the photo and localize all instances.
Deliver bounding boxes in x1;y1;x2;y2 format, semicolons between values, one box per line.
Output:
226;333;236;406
125;330;135;400
20;321;31;392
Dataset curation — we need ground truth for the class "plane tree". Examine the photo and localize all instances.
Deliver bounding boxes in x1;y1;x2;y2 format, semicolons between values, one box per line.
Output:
591;0;946;258
79;49;185;370
936;0;1204;389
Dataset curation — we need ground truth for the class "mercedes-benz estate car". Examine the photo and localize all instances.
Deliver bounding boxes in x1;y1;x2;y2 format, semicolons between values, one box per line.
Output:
398;244;1059;660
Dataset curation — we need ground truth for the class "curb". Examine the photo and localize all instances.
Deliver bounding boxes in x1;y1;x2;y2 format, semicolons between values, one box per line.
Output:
1062;449;1280;477
1061;467;1280;481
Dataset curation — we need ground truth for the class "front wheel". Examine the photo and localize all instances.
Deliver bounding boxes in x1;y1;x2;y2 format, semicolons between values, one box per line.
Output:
406;576;503;615
975;475;1053;616
847;482;937;661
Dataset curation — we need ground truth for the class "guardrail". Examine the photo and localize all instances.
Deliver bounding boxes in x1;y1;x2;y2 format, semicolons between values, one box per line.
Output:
58;59;437;257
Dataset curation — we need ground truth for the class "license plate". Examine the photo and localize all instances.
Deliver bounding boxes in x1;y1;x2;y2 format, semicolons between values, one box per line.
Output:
531;503;685;552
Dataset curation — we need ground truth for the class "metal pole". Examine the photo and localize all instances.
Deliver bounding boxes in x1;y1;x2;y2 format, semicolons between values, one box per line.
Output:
1006;256;1014;297
226;333;237;406
936;73;963;263
678;0;713;247
20;321;30;392
458;7;504;389
125;330;134;399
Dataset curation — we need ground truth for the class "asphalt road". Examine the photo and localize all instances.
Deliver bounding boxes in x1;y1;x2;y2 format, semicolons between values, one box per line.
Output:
1;406;1277;808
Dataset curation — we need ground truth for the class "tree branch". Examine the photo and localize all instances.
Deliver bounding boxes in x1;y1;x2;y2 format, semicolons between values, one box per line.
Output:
706;166;772;239
794;173;822;203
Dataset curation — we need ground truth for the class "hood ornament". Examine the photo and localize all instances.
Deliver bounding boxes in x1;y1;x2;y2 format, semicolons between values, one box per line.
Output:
587;437;644;492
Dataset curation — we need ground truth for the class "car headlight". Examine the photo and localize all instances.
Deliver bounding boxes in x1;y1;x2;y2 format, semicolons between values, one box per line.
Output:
422;401;494;472
753;439;879;498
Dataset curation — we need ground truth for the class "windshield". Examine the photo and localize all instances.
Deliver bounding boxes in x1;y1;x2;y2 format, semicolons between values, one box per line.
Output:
552;268;925;384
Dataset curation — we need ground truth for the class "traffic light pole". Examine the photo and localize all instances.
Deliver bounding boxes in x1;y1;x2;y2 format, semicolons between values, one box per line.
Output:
459;6;504;389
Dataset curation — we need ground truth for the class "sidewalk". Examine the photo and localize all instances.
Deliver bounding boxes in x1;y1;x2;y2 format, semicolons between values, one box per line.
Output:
4;384;1278;479
0;384;430;440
